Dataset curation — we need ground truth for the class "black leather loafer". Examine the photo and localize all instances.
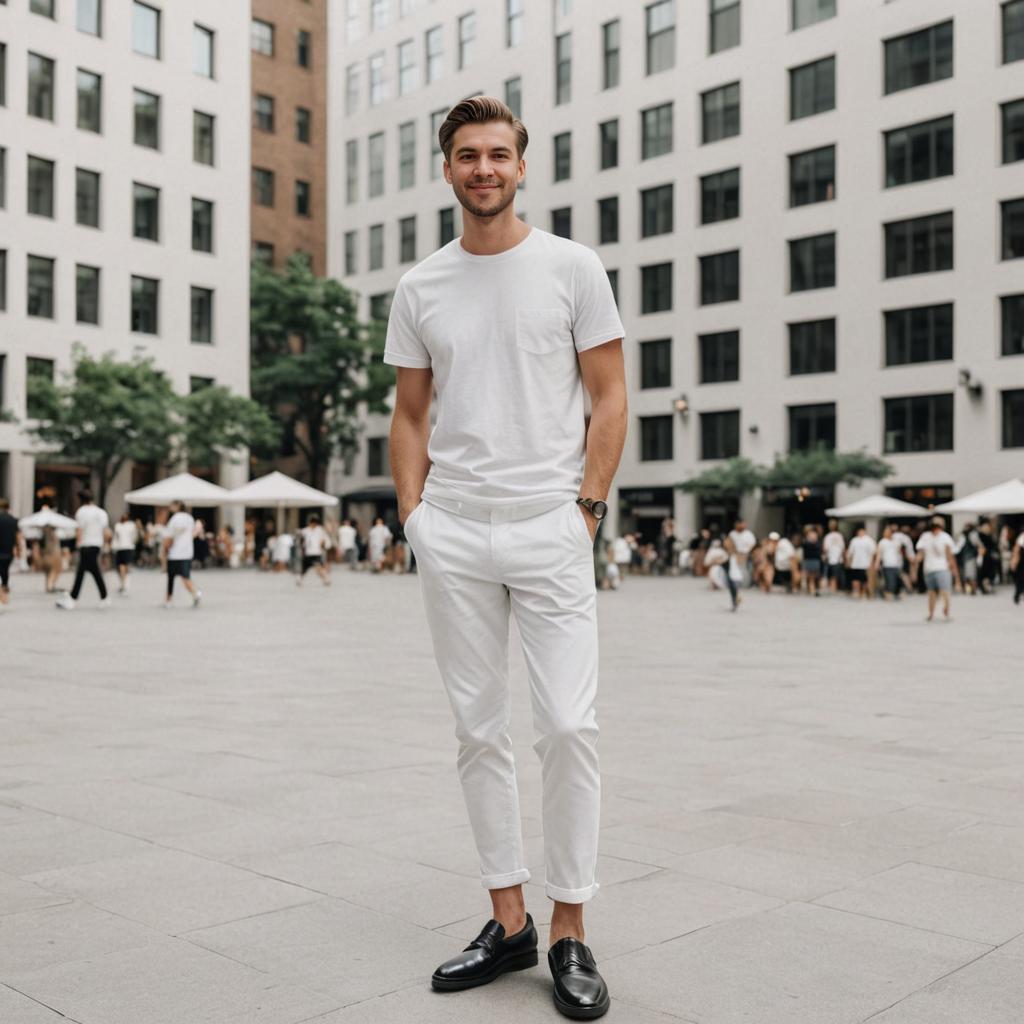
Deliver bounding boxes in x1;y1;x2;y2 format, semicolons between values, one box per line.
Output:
548;936;610;1020
431;915;538;991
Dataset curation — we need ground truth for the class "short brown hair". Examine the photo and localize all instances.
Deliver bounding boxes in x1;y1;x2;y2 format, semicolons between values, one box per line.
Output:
438;95;528;164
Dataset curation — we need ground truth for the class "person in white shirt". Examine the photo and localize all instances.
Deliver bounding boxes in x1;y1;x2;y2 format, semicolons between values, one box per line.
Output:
297;514;331;586
162;500;201;609
773;533;798;592
56;490;111;610
612;534;632;581
367;517;393;573
724;518;757;610
845;525;877;599
916;516;958;621
339;519;359;569
873;524;903;600
112;513;139;594
270;532;294;571
892;525;916;593
822;519;846;594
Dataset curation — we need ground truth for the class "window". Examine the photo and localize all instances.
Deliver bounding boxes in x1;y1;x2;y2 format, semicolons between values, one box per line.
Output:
1003;294;1024;356
77;0;101;36
28;53;55;121
699;331;739;383
131;275;159;334
885;304;953;365
505;76;522;119
641;262;673;313
789;403;836;452
884;21;953;95
506;0;523;47
296;107;311;144
76;264;99;325
0;43;6;107
368;132;385;197
789;232;835;291
790;56;834;120
27;156;55;218
701;168;740;223
1006;0;1024;63
641;183;673;237
640;338;672;388
1002;198;1024;260
1004;389;1024;446
640;415;674;461
194;111;214;165
399;121;415;189
133;89;160;149
710;0;740;54
76;168;100;227
369;223;384;270
598;196;619;244
0;148;5;208
132;182;159;241
555;32;571;106
599;119;618;170
77;70;102;133
132;2;161;59
1003;100;1024;163
31;0;54;15
700;250;739;304
641;102;673;159
702;82;740;143
295;180;310;218
345;140;358;203
551;207;572;238
27;256;55;319
297;30;311;68
368;437;389;477
251;18;274;55
603;20;620;89
253;168;274;206
252;241;274;265
885;116;953;186
0;250;5;310
191;286;213;343
884;393;953;452
459;12;475;70
646;0;676;75
190;377;214;393
554;132;572;181
400;215;416;263
369;52;386;105
606;269;619;306
398;39;416;94
439;207;455;247
344;231;357;275
426;26;443;83
345;64;360;115
194;24;214;78
792;0;834;30
370;0;388;31
192;198;213;251
885;212;953;277
369;293;392;323
701;410;740;459
26;358;54;418
254;94;274;132
789;319;835;375
789;145;835;206
431;109;445;180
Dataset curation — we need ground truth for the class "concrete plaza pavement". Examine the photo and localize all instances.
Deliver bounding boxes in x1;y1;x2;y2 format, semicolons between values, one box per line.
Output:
0;564;1022;1023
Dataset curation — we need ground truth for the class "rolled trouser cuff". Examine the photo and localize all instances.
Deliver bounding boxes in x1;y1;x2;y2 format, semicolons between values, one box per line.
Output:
482;868;532;891
545;880;599;904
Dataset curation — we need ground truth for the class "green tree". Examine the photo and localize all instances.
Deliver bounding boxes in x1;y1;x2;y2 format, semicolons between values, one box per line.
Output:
761;449;893;489
250;253;393;490
179;383;279;470
678;457;764;499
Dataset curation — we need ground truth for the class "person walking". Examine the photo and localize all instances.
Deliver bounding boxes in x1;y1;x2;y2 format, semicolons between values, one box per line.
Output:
162;500;201;609
339;518;359;569
822;519;846;594
773;531;797;593
724;518;756;610
367;516;392;573
112;513;139;594
0;497;23;613
56;490;110;610
297;514;331;586
874;525;902;600
801;526;823;596
916;515;958;621
384;96;625;1019
845;525;876;600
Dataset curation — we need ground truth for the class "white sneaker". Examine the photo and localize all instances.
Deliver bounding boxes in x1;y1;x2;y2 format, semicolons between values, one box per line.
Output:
55;593;76;610
192;590;202;608
99;597;112;609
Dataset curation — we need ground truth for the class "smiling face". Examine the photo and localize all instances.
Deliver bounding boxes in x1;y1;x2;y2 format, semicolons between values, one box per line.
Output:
443;121;525;220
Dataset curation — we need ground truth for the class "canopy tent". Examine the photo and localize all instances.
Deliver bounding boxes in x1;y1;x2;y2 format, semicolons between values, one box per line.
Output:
124;472;231;506
18;507;78;540
825;495;930;519
934;479;1024;516
224;471;338;533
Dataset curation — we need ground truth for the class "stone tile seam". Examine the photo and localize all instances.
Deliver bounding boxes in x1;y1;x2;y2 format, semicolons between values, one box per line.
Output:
0;981;87;1023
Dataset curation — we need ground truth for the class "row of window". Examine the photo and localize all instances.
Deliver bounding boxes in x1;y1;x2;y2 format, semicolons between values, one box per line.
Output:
252;95;312;143
0;251;214;342
638;391;1024;462
252;168;313;218
250;17;313;69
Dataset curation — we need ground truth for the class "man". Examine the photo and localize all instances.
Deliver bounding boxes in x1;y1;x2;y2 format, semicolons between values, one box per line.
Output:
822;519;845;594
297;514;331;586
0;497;23;613
367;516;392;573
162;500;201;609
772;531;797;593
724;517;756;610
845;525;876;599
916;515;958;621
56;490;111;610
339;518;358;569
385;96;626;1020
112;513;139;594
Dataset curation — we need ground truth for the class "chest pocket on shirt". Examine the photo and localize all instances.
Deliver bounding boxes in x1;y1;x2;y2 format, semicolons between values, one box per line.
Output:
515;307;570;356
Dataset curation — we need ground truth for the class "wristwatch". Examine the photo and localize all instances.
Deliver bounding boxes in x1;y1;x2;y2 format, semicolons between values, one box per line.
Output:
576;497;608;521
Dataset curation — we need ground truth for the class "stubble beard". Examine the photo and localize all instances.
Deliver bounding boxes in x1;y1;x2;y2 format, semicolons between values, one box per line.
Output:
453;179;515;219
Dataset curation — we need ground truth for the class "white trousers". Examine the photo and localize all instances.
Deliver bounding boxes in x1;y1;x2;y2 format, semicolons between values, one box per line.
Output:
404;496;601;904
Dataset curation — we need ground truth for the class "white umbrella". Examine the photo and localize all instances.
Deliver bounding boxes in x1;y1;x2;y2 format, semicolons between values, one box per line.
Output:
18;508;78;540
124;472;231;506
825;495;930;519
224;472;338;532
935;479;1024;515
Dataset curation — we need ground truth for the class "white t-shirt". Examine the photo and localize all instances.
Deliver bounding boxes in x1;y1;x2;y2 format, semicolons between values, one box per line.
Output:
612;537;631;563
728;529;756;558
823;531;845;565
112;521;138;551
383;228;625;509
166;511;195;561
76;504;109;547
877;537;902;569
917;530;955;574
339;524;357;551
271;534;294;562
774;538;796;570
301;525;327;557
848;535;877;570
894;530;915;559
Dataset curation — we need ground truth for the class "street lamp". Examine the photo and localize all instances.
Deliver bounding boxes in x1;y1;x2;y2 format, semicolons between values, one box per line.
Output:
673;394;689;419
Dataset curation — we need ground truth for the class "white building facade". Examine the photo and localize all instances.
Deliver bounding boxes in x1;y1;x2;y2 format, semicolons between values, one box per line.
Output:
0;0;252;516
330;0;1024;539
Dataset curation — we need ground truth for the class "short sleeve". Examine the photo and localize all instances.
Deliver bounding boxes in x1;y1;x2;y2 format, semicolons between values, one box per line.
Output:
572;248;625;354
383;279;431;369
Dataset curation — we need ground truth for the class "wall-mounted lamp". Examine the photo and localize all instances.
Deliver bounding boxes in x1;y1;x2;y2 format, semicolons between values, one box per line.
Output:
673;394;689;419
748;424;759;435
958;367;984;399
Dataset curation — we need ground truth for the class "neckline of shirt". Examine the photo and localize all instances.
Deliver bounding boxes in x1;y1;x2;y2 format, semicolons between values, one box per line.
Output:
456;227;535;263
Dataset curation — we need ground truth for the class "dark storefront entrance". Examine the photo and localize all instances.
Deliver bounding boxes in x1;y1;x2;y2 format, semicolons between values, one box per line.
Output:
617;486;675;544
